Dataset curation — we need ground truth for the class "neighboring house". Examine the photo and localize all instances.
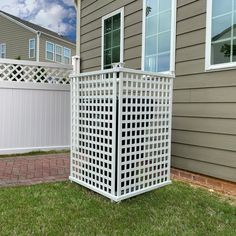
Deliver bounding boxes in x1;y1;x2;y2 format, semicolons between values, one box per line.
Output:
74;0;236;183
0;10;76;64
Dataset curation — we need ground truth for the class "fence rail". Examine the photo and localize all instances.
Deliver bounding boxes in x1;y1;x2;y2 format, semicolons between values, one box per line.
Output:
70;66;174;201
0;59;72;154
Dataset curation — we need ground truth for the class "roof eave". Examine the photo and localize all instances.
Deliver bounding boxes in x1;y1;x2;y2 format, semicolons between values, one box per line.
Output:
40;31;76;46
0;11;37;34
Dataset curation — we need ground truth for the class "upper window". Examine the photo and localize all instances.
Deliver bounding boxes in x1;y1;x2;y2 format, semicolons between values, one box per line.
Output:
29;38;35;58
0;43;6;58
46;41;54;61
64;47;71;64
55;44;63;63
206;0;236;70
142;0;176;73
102;8;124;69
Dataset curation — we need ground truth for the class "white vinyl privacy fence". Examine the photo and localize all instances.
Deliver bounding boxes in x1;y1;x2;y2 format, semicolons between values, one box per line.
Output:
70;66;174;201
0;59;72;154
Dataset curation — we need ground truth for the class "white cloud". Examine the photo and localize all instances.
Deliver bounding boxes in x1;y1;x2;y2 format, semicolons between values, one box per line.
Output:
32;5;68;34
0;0;25;17
0;0;76;37
62;0;75;7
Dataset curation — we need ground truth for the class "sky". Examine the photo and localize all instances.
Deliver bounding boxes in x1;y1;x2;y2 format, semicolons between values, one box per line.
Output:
0;0;76;42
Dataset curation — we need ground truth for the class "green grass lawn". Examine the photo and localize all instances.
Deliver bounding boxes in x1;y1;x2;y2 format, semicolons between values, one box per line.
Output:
0;181;235;236
0;150;70;158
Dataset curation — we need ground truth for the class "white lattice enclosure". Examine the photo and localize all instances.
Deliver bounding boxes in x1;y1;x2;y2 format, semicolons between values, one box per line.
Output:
70;67;174;201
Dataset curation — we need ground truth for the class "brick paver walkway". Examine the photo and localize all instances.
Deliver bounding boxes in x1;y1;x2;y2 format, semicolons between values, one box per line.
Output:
0;153;70;187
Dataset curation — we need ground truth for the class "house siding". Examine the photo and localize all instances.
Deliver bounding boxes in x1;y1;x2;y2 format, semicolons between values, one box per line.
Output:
173;0;236;182
78;0;236;182
0;15;36;61
39;34;76;63
0;13;76;64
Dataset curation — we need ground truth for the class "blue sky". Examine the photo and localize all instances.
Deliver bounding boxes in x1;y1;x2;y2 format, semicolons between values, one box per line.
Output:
0;0;76;42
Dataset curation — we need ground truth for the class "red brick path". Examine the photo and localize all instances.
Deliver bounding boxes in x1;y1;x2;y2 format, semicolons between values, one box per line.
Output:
0;153;70;187
0;153;235;197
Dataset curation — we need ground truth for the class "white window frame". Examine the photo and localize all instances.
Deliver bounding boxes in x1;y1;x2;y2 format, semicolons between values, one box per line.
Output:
63;47;71;64
45;41;54;61
0;43;6;58
29;38;36;59
55;44;63;63
141;0;176;75
205;0;236;71
101;8;124;70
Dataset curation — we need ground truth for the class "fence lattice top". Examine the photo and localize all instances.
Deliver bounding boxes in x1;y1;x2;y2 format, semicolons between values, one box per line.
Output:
0;59;72;84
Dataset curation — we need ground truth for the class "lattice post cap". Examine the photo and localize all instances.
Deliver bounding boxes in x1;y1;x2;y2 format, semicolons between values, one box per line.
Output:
112;62;125;69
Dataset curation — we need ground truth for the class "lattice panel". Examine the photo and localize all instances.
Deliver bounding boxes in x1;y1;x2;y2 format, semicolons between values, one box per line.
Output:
117;72;172;198
71;72;118;197
0;62;71;84
70;67;173;202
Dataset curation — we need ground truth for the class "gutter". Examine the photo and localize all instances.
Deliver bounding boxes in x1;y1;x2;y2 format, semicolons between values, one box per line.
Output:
40;31;75;46
72;0;81;73
75;0;81;56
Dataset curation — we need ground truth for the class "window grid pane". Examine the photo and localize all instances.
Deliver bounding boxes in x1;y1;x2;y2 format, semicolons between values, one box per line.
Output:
103;13;121;68
64;47;71;64
29;39;35;58
144;0;172;73
211;0;236;65
56;45;63;63
46;42;54;61
0;44;6;58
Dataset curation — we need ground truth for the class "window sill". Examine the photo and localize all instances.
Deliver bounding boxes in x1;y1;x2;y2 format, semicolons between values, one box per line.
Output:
205;63;236;72
141;68;175;78
46;59;54;62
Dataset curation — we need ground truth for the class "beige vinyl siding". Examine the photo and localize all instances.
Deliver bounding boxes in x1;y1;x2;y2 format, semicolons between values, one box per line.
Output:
173;0;236;182
0;15;36;60
80;0;142;72
78;0;236;182
39;34;76;63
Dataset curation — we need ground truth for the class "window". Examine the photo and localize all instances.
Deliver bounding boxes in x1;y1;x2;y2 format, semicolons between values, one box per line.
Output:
64;47;71;64
55;45;63;63
102;8;124;69
142;0;176;73
0;43;6;58
46;41;54;61
206;0;236;70
29;38;35;58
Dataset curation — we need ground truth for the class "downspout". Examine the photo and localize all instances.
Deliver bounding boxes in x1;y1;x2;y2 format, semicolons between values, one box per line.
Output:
76;0;81;57
72;0;81;74
36;31;41;62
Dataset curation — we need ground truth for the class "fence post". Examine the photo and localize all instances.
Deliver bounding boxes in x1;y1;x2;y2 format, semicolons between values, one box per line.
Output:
72;55;80;74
